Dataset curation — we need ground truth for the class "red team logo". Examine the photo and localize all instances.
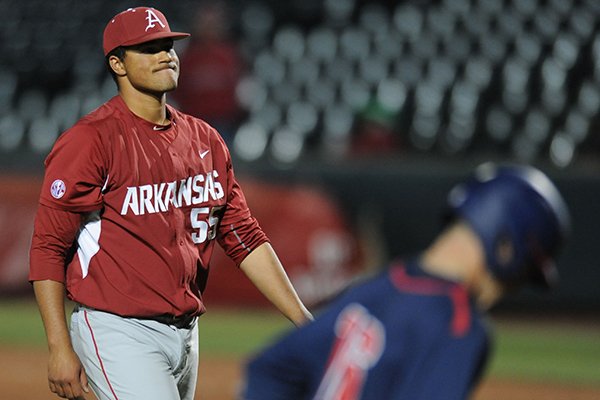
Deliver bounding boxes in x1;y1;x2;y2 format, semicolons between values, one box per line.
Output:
50;179;66;199
315;304;385;400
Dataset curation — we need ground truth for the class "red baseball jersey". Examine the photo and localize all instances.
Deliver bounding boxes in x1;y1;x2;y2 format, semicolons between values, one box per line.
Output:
29;95;268;318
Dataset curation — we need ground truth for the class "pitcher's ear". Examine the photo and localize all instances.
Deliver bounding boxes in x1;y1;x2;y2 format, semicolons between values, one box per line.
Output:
108;54;126;77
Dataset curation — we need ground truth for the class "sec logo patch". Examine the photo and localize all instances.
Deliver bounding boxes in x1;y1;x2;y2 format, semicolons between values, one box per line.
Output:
50;179;66;199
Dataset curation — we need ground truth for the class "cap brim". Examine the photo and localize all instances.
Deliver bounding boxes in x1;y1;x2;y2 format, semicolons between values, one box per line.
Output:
121;31;190;47
104;31;190;55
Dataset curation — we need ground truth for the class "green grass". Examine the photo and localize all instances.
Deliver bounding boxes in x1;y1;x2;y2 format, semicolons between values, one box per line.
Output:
0;300;293;352
198;307;292;355
488;320;600;386
0;299;47;346
1;300;599;387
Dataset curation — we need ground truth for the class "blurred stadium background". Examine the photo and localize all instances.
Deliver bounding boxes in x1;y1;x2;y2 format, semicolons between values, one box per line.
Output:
0;0;599;398
1;0;599;312
1;0;600;167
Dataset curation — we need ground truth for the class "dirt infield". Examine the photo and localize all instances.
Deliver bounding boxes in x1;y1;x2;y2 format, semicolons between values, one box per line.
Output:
2;346;599;400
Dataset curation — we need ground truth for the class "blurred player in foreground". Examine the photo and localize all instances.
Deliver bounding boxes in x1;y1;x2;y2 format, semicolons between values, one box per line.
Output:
29;6;311;400
241;163;571;400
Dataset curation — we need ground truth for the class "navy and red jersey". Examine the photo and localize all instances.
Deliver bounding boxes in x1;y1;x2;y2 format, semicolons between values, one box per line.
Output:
242;260;490;400
29;95;268;318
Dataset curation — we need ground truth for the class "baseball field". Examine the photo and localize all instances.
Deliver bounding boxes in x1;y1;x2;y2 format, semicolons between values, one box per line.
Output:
1;299;598;400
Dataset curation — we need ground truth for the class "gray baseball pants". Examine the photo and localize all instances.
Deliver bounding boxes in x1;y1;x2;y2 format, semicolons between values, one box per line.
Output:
70;305;199;400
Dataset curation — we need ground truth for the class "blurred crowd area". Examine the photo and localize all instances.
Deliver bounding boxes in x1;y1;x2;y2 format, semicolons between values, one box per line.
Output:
1;0;600;170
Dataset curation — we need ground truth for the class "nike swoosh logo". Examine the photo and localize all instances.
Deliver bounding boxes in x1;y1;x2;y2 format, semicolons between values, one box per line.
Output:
153;125;166;130
199;150;210;159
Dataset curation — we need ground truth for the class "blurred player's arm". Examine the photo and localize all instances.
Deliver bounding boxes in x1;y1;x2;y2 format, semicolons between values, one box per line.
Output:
29;205;90;399
241;318;315;400
240;242;313;326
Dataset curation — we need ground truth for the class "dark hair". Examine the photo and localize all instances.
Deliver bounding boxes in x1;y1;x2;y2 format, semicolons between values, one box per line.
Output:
105;46;127;85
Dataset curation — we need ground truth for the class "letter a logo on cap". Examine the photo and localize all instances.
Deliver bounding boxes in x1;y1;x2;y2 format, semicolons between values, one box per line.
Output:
145;9;166;31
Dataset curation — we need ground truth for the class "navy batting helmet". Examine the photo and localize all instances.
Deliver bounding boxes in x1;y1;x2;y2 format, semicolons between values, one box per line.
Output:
446;163;571;288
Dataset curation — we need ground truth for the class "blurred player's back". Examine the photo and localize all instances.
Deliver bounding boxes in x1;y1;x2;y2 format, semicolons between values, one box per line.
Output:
244;260;489;400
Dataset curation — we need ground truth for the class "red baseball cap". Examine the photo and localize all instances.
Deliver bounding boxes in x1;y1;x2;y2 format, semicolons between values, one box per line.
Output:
103;7;190;56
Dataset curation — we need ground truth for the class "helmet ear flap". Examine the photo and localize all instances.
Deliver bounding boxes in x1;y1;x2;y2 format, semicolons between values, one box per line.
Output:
493;231;514;272
487;226;526;285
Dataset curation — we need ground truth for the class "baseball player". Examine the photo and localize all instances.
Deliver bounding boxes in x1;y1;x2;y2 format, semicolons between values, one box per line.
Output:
241;163;571;400
29;7;312;400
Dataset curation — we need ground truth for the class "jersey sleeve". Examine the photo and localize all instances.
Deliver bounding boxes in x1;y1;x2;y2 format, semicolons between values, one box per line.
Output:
29;204;84;283
39;123;107;212
217;150;269;266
